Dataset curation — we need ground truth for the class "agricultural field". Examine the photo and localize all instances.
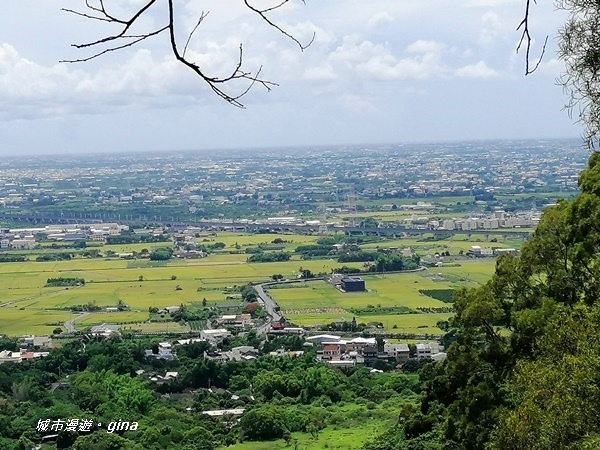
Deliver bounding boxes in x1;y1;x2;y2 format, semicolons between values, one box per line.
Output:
75;311;150;328
0;230;498;336
361;236;525;255
269;260;495;334
198;232;321;253
0;309;71;336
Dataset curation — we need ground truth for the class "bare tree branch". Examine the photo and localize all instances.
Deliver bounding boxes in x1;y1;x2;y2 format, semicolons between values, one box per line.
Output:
60;27;169;63
166;0;277;108
62;0;311;107
244;0;315;51
183;11;209;59
516;0;548;75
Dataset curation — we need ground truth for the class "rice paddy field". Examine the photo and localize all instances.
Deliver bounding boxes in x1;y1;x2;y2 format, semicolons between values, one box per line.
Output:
268;263;490;334
0;231;498;336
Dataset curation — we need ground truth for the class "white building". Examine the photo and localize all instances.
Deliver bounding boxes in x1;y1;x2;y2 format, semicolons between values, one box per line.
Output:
306;334;341;345
200;329;231;344
11;239;36;250
416;343;433;360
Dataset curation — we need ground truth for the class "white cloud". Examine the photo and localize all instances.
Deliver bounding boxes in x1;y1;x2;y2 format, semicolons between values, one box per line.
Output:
302;65;338;82
406;40;445;54
367;12;395;28
479;11;502;47
0;43;221;119
329;37;447;81
455;61;500;78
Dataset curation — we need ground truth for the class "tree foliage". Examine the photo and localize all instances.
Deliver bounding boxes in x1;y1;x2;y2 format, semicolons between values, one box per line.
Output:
369;153;600;450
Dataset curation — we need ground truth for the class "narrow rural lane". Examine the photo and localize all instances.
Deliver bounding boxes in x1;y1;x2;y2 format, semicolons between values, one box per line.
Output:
254;283;282;335
64;312;91;333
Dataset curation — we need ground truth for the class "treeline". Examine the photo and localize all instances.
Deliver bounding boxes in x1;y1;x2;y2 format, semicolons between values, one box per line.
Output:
0;254;26;262
36;253;72;262
106;234;170;245
45;277;85;287
247;252;291;263
349;305;416;315
335;253;420;272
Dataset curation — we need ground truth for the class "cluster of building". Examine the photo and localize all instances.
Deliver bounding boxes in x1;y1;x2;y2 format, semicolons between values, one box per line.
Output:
0;223;127;249
417;210;542;231
0;335;54;364
466;245;518;258
308;334;446;367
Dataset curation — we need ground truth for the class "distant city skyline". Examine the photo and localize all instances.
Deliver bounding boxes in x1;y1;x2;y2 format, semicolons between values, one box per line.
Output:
0;1;582;155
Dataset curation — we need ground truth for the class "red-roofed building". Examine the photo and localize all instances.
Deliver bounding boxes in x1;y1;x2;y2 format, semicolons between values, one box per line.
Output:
20;352;35;361
321;344;341;360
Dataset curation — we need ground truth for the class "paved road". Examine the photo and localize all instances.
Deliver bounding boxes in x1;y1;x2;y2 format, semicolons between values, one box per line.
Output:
64;312;91;333
254;283;282;335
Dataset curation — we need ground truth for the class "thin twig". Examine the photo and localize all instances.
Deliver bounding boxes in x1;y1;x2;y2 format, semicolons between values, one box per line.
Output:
183;11;209;59
244;0;315;51
60;27;169;63
516;0;547;75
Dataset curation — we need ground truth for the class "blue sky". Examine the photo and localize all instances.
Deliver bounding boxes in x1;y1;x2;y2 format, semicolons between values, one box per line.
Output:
0;0;581;155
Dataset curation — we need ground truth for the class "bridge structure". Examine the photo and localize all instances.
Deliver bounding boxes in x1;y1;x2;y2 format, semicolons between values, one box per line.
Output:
0;212;532;240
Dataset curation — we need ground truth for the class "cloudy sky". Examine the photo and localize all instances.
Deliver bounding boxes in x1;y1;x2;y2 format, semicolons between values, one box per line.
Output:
0;0;581;155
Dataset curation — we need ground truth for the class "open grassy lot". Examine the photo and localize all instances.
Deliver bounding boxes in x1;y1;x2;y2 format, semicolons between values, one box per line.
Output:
433;260;497;285
220;409;392;450
0;309;71;336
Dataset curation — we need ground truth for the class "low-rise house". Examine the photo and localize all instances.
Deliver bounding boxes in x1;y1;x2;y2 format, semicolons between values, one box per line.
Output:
269;348;305;358
320;344;342;361
362;346;378;359
0;349;49;365
90;323;121;337
346;337;376;353
22;335;53;348
416;343;433;360
165;306;181;314
202;408;245;418
217;314;250;327
201;329;231;344
431;352;447;362
145;342;176;360
328;359;355;368
203;350;229;362
0;350;21;364
384;343;410;362
176;338;206;346
228;346;258;361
